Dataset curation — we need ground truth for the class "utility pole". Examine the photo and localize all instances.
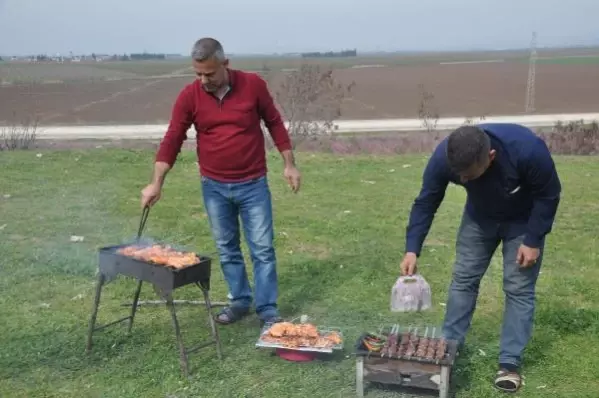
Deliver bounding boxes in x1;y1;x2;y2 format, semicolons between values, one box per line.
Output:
525;32;537;113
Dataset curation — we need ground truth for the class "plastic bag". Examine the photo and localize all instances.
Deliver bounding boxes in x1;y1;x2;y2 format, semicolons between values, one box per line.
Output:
390;274;432;312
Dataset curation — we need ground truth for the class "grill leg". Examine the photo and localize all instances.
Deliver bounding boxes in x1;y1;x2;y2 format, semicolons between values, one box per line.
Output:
165;295;189;377
439;366;450;398
86;273;105;353
127;280;143;333
356;357;364;398
197;282;223;360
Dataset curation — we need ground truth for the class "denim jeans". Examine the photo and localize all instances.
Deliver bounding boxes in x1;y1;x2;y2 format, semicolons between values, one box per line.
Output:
442;211;544;368
201;175;279;319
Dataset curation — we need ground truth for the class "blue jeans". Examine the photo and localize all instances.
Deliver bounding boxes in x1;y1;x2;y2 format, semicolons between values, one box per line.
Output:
201;175;279;319
442;211;544;368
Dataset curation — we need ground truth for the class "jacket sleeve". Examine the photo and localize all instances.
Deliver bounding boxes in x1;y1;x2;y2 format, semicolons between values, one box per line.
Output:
521;139;562;247
405;146;450;256
255;76;292;152
155;86;194;166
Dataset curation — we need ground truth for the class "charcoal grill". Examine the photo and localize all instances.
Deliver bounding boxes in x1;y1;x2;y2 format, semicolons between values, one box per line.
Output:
354;325;458;398
85;207;222;377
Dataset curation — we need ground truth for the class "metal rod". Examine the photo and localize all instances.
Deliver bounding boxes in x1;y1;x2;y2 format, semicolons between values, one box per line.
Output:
93;316;131;332
137;205;150;240
186;340;217;355
127;280;143;333
165;296;189;377
120;300;228;307
86;273;105;353
197;282;223;360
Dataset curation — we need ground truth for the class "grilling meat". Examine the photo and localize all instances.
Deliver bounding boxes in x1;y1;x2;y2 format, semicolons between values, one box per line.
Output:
405;334;420;357
387;330;399;358
117;244;200;269
380;338;391;357
396;332;410;357
262;322;342;349
415;337;430;358
425;338;438;359
400;332;411;346
435;338;447;360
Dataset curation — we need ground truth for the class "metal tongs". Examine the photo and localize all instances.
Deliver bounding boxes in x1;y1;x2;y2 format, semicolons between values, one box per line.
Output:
136;205;150;242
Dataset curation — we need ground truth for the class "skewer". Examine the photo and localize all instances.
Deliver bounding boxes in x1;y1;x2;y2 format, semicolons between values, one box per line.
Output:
389;324;399;358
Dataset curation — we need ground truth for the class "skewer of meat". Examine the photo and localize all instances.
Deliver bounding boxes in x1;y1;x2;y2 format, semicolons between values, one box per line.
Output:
396;328;411;357
405;328;419;357
380;325;395;357
424;327;437;359
425;339;438;359
435;337;447;360
415;327;430;358
387;324;399;358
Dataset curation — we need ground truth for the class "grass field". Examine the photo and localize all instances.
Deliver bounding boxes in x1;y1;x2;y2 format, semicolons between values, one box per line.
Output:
1;149;598;398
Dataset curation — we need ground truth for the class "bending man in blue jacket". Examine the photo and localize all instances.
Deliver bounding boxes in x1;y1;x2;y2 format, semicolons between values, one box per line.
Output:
400;124;561;393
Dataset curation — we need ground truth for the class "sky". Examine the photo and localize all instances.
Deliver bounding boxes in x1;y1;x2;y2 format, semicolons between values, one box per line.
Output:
1;0;598;56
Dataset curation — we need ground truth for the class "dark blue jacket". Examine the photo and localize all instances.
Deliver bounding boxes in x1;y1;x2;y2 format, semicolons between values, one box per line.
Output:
405;123;561;256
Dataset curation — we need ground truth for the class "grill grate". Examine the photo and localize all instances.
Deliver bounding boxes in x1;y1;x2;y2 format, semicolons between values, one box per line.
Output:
255;325;345;353
355;324;458;366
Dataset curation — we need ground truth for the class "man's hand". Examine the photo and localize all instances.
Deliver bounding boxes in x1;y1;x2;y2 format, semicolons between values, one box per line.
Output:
141;183;162;208
284;166;301;193
516;244;540;268
400;252;418;276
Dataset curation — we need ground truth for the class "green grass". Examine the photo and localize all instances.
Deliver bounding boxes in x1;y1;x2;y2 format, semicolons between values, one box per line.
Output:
1;149;598;398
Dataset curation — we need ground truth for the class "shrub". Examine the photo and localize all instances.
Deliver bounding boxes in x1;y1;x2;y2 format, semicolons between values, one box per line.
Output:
538;120;599;155
270;64;354;147
416;84;439;133
0;114;39;151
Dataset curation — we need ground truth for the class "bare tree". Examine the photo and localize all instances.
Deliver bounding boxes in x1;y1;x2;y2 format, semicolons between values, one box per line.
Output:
416;84;439;133
272;64;354;146
0;112;39;151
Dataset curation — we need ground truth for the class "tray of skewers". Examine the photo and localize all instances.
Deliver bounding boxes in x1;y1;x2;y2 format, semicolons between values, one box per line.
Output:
355;325;455;365
256;321;344;353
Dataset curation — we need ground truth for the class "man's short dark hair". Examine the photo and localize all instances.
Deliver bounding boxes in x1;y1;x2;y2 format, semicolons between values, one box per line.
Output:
446;125;491;173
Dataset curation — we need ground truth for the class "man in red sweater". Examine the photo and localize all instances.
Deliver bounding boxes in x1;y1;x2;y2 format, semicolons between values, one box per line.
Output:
141;37;301;327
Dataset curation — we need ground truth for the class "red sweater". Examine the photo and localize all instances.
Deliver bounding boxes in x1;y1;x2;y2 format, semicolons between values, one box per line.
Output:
155;69;292;182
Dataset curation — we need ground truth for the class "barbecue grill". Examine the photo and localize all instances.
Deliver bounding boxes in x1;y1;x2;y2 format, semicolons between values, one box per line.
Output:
354;325;458;398
85;207;222;377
